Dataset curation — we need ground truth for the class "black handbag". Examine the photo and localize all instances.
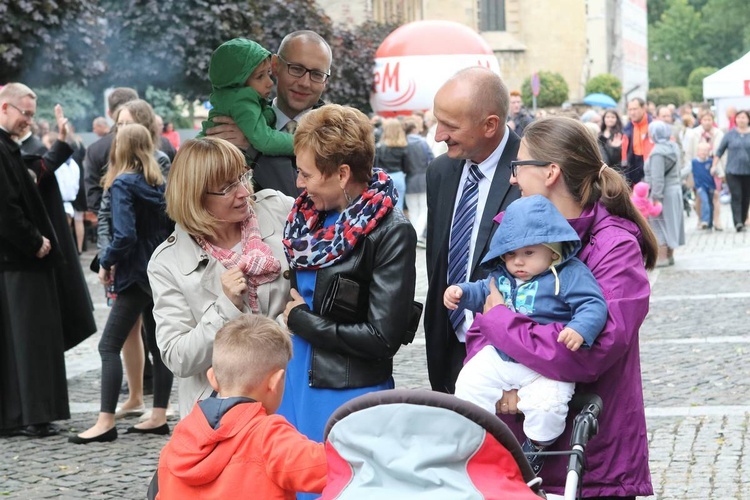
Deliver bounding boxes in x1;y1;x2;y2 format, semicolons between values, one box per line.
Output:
89;253;100;273
320;274;367;324
320;274;423;346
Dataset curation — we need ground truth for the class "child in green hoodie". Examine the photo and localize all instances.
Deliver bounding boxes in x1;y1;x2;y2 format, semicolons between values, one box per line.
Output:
200;38;294;156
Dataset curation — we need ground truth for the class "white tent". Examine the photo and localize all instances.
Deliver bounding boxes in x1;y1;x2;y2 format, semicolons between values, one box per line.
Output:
703;51;750;129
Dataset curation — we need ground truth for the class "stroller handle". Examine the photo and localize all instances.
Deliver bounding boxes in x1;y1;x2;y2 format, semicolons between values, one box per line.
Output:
569;393;603;417
563;393;603;499
570;393;602;449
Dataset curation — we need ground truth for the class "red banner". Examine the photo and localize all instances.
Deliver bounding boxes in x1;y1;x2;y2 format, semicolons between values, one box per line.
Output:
745;80;750;95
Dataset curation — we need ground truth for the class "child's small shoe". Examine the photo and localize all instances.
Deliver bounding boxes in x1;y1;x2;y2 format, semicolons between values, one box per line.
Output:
521;438;546;475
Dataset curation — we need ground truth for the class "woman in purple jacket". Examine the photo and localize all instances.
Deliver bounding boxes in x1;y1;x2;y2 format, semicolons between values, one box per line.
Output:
466;116;658;499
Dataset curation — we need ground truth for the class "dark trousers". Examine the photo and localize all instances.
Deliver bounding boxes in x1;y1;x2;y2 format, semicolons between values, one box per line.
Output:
435;332;466;394
98;285;172;413
726;173;750;228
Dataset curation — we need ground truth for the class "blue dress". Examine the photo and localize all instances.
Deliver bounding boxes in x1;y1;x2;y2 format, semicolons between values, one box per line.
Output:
278;211;394;500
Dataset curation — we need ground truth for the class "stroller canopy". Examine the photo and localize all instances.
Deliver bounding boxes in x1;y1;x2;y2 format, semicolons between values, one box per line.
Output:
321;389;544;499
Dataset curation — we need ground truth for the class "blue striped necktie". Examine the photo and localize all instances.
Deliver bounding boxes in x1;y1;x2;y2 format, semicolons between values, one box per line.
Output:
447;163;484;333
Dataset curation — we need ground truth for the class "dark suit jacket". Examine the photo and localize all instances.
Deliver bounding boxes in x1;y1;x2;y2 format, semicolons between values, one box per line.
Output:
246;100;325;197
424;131;521;393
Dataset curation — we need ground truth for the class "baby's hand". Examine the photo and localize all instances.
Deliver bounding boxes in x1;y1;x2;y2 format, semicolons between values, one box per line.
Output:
557;327;585;351
443;285;463;310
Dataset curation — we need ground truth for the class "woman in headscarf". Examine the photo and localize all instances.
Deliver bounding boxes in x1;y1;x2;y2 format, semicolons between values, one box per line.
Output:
645;120;685;266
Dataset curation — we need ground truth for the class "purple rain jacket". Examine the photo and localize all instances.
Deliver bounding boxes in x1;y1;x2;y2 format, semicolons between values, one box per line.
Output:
466;201;654;498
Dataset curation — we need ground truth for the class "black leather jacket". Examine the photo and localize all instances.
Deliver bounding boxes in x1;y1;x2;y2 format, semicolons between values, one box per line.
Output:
287;208;417;389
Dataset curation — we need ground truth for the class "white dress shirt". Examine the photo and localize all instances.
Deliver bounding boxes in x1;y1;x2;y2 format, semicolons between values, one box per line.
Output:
450;125;511;341
272;98;312;131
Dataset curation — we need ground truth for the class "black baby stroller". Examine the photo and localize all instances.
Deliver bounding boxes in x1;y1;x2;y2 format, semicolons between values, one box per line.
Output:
320;389;602;500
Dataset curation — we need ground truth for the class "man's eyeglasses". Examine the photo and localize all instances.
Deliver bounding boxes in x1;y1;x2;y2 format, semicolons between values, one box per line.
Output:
277;54;330;84
206;171;253;197
7;102;35;119
509;160;551;177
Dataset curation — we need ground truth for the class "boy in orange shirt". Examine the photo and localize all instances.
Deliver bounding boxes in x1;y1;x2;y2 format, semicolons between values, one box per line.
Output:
156;315;327;499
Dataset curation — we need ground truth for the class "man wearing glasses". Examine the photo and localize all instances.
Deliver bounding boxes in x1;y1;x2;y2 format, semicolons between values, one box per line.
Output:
0;83;70;437
424;67;521;394
207;30;332;197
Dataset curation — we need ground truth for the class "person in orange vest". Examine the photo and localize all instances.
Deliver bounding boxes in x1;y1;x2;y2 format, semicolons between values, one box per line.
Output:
621;97;654;185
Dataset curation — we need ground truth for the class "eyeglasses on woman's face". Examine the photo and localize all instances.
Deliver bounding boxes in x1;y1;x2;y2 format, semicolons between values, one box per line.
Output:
509;159;552;177
277;54;330;84
206;171;253;197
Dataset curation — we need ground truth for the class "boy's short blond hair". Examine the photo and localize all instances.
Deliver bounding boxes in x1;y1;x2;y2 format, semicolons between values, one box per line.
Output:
212;315;292;392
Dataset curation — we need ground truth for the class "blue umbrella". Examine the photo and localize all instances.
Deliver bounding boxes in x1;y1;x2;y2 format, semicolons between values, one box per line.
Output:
583;93;617;108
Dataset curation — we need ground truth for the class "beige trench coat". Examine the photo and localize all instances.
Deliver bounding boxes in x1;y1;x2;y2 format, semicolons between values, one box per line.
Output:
148;189;293;418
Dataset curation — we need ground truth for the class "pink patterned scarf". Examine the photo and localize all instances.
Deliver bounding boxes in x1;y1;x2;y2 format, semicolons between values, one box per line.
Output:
195;209;280;313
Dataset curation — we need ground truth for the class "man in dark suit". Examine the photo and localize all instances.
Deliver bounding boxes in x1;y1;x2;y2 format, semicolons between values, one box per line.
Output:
206;30;332;196
83;87;176;212
425;67;521;394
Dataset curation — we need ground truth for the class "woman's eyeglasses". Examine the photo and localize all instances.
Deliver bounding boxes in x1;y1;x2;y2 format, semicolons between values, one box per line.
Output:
509;160;551;177
206;171;253;197
277;54;330;84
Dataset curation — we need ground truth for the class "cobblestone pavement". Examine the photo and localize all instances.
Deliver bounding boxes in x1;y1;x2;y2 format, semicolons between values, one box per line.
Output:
1;208;749;499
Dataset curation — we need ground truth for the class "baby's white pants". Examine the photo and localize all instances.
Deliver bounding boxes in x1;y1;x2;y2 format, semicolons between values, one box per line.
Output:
455;345;575;443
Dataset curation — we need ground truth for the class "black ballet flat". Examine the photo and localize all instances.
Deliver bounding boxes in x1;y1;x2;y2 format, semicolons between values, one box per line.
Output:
125;423;170;435
68;427;118;444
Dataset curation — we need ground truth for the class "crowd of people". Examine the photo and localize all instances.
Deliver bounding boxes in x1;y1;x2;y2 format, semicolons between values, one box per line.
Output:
3;26;750;500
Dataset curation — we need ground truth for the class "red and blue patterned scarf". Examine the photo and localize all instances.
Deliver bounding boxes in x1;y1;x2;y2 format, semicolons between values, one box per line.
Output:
283;169;395;269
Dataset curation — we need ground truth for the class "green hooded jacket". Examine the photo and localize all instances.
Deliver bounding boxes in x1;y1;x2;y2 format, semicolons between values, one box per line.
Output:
200;38;293;156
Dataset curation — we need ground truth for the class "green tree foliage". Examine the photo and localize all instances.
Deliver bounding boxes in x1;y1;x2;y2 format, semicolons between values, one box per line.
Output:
648;0;708;24
648;0;750;88
0;0;107;86
648;0;707;89
98;0;393;113
521;71;569;108
144;86;192;129
326;21;397;112
699;0;750;68
100;0;265;101
687;66;717;101
647;86;691;106
585;73;622;102
648;0;670;25
1;0;400;127
33;83;95;131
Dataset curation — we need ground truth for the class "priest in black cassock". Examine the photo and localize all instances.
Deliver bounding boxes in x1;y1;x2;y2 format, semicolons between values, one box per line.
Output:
0;83;70;437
